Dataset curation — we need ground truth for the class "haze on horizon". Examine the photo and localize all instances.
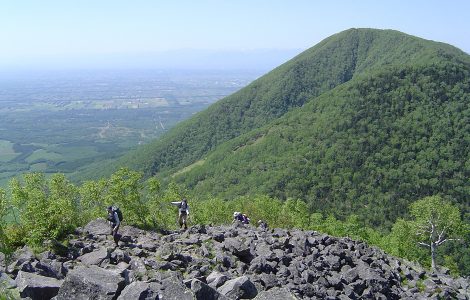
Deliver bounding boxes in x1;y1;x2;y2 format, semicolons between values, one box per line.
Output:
1;0;469;71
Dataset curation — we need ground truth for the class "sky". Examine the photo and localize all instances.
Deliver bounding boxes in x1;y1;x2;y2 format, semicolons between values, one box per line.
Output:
1;0;469;70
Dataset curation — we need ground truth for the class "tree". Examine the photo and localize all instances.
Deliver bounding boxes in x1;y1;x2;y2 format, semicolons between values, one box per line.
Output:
9;173;79;246
0;188;7;251
105;168;148;227
410;196;468;271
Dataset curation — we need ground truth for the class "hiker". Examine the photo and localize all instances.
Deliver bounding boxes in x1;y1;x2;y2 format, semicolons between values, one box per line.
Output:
107;206;121;246
171;198;190;229
258;220;268;230
233;212;250;224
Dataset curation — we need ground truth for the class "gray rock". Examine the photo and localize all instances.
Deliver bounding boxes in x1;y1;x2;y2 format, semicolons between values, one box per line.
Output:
55;265;126;300
78;247;109;266
130;257;147;279
117;281;155;300
218;275;257;299
255;243;275;260
160;274;195;300
110;249;131;264
7;220;469;299
0;252;5;272
207;271;229;289
342;267;359;284
83;218;111;236
31;260;65;279
254;287;298;299
191;278;229;300
258;273;278;289
7;246;35;275
248;256;273;274
16;271;63;300
119;225;144;241
223;238;254;263
1;271;16;288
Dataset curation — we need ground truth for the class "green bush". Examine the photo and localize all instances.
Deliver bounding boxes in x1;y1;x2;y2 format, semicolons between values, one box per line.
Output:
9;173;79;246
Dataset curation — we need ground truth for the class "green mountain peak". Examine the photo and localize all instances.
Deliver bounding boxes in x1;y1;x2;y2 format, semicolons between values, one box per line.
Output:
75;28;470;227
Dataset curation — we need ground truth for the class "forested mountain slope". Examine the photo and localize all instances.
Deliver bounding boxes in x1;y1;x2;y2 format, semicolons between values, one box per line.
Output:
75;28;469;181
173;62;470;227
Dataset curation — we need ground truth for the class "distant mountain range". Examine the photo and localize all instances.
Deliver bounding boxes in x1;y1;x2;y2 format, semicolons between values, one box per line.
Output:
75;28;470;227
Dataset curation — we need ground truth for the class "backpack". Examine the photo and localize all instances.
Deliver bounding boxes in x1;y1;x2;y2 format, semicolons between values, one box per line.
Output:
242;214;250;224
180;201;188;211
113;207;123;221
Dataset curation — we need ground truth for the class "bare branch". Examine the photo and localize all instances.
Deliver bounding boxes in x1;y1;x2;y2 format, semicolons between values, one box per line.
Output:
437;225;449;244
436;238;462;246
418;242;430;248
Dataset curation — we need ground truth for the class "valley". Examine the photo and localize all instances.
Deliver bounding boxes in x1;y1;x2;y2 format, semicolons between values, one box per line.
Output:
0;70;260;187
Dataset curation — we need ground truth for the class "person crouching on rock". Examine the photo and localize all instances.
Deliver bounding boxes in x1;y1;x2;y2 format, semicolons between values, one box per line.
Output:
171;198;190;230
257;220;268;230
233;212;250;224
107;206;121;246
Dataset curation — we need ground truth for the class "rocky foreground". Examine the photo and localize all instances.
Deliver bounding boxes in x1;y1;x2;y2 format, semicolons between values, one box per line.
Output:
1;219;469;300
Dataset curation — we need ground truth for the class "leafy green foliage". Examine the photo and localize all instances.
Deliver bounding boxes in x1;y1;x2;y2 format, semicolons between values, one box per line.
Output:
384;218;428;264
104;28;470;179
0;187;9;253
8;173;79;246
3;29;470;275
409;196;468;269
173;61;470;229
72;29;470;231
2;170;470;275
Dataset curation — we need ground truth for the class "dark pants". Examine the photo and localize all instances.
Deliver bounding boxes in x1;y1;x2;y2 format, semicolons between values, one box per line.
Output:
178;211;188;229
111;223;120;246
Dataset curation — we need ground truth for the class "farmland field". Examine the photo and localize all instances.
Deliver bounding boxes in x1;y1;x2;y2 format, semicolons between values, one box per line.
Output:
0;69;259;187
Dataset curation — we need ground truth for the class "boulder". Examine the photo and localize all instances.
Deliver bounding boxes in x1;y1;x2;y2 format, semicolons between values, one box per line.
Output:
16;271;63;300
258;273;278;289
119;225;144;243
191;278;229;300
159;275;195;300
254;287;298;299
0;252;5;272
4;220;469;299
7;246;35;275
207;271;229;288
1;271;16;289
218;275;257;299
31;260;66;279
83;219;111;236
117;281;155;300
78;247;109;266
255;243;275;260
136;236;158;252
110;249;131;264
129;257;148;279
223;238;254;263
55;265;126;300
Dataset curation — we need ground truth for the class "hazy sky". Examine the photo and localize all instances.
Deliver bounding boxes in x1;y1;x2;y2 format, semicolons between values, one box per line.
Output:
1;0;469;70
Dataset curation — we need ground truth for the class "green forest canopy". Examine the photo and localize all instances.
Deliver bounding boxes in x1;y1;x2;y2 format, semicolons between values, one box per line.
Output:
70;28;470;229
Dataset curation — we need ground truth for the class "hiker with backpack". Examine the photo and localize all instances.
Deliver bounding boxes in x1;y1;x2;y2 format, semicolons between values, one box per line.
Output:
107;206;122;246
233;212;250;224
171;198;190;230
257;220;268;230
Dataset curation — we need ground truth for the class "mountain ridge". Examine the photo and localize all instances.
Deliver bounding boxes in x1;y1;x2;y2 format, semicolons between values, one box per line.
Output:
72;28;470;228
73;28;469;180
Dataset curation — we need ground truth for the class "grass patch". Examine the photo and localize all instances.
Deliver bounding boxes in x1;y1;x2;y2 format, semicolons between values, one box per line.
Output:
0;284;19;300
416;279;426;292
49;145;100;161
29;163;48;172
0;140;19;162
25;149;63;163
172;159;206;177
